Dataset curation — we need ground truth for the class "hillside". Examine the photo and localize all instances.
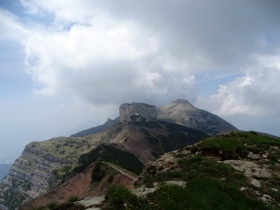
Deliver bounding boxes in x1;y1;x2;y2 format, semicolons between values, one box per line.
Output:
17;131;280;210
0;117;207;209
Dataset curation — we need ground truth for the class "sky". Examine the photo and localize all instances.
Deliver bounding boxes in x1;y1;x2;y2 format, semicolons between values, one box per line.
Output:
1;0;280;163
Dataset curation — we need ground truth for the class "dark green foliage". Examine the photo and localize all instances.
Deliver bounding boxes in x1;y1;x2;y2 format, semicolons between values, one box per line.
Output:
46;202;58;209
52;165;73;186
148;179;271;210
191;131;280;159
146;136;159;144
144;121;208;157
59;150;65;154
30;203;85;210
129;119;162;129
91;162;105;182
73;144;143;175
103;180;270;210
108;175;114;183
104;186;153;210
143;156;247;186
67;195;80;203
249;131;258;135
160;121;209;144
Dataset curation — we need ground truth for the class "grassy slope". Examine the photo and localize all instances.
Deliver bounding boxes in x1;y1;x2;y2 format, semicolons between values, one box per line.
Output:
102;131;280;210
73;144;144;175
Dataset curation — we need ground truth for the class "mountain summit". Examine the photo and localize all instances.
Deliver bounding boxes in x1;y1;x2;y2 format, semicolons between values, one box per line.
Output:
157;99;238;135
71;99;238;137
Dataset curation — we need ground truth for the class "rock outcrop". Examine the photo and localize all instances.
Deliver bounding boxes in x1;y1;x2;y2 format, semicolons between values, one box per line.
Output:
0;144;72;209
158;99;238;135
119;102;157;122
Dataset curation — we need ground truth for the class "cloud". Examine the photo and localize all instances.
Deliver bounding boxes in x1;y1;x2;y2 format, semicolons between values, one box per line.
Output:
196;59;280;116
23;15;196;105
9;0;280;111
0;9;29;43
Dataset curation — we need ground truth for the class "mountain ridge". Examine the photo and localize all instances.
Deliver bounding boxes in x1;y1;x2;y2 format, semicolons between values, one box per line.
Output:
0;99;237;209
70;99;238;137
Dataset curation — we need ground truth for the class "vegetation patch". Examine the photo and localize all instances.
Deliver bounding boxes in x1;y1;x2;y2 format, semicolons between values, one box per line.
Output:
147;179;270;210
91;162;106;182
73;144;143;175
0;188;27;210
103;186;152;210
52;165;73;185
143;156;247;187
190;131;280;159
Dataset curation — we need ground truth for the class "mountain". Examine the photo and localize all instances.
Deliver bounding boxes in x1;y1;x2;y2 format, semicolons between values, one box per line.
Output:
70;99;237;138
158;99;238;135
70;117;119;137
19;131;280;210
1;101;208;210
4;100;279;210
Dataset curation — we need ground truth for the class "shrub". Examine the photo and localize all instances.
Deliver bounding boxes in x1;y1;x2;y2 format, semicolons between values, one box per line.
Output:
67;195;80;203
108;175;114;183
104;186;152;210
148;179;270;210
46;202;58;209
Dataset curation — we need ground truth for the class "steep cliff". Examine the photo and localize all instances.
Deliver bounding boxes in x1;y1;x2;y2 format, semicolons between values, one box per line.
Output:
0;135;102;210
0;144;73;209
119;102;157;121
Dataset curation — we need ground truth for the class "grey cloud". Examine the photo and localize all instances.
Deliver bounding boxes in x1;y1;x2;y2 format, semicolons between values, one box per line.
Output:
93;0;280;70
19;0;280;111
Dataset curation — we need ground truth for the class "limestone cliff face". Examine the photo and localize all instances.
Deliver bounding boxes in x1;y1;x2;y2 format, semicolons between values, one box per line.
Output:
119;102;157;121
0;144;72;210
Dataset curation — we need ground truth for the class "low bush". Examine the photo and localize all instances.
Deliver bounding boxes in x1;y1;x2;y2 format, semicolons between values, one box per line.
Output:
148;179;271;210
104;186;153;210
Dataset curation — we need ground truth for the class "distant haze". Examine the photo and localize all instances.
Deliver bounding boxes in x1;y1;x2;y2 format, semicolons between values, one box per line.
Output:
0;164;12;181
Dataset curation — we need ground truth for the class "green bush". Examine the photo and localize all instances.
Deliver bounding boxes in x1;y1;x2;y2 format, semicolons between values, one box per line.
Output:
104;186;153;210
67;195;80;203
148;179;271;210
91;162;105;182
46;202;58;209
108;175;114;183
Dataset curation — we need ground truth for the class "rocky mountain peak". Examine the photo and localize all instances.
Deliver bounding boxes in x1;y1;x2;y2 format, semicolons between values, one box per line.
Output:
119;102;157;121
170;99;196;110
158;99;238;135
171;99;194;106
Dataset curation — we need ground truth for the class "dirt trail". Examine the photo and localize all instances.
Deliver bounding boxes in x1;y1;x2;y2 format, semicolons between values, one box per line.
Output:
103;162;137;180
